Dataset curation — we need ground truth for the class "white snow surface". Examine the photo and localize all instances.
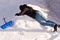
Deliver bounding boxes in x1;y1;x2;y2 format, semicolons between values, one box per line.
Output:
0;0;60;40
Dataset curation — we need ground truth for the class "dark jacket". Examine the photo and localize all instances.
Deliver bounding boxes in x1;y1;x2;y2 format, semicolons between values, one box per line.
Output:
24;9;36;19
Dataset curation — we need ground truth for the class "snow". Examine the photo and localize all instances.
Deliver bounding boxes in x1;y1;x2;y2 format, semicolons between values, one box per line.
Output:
0;0;60;40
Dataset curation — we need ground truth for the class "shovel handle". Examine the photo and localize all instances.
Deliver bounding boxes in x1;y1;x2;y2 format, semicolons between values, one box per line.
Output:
3;18;6;23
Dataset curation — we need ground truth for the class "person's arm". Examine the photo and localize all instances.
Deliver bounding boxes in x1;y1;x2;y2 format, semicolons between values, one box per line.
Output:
15;8;29;16
20;8;29;15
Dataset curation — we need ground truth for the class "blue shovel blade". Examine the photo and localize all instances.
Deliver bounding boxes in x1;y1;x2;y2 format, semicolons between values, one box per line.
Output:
1;21;14;29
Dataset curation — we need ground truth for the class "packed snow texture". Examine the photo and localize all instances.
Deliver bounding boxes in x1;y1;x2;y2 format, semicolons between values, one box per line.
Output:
0;0;60;40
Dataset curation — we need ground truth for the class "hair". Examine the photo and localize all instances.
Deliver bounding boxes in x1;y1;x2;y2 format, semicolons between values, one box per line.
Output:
19;4;33;11
19;4;27;11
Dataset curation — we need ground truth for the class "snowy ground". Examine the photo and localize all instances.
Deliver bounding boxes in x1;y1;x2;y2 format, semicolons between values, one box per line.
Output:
0;15;60;40
0;0;60;40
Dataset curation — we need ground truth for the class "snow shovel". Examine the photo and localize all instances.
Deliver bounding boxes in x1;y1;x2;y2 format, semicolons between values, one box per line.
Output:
0;18;14;29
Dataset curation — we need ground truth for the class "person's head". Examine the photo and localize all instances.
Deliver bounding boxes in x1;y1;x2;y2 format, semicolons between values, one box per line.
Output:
19;4;27;11
19;4;33;11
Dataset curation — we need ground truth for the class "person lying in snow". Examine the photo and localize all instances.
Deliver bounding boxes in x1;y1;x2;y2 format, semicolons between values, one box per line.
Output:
15;4;60;32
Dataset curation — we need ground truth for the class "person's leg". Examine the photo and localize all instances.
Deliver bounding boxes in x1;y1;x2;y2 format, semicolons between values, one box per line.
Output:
35;12;47;25
35;12;57;32
35;12;56;27
35;11;47;22
53;24;57;32
46;20;57;32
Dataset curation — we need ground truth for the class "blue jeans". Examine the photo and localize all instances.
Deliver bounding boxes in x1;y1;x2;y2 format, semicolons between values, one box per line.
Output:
35;11;56;27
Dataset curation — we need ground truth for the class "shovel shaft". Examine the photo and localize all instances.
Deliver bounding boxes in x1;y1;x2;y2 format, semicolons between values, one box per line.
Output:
3;18;6;23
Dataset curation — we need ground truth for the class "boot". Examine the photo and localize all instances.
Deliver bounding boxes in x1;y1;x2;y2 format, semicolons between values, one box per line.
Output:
53;24;57;32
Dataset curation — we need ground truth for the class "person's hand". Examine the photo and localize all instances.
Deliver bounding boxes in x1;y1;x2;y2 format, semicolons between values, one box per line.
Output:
15;13;20;16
